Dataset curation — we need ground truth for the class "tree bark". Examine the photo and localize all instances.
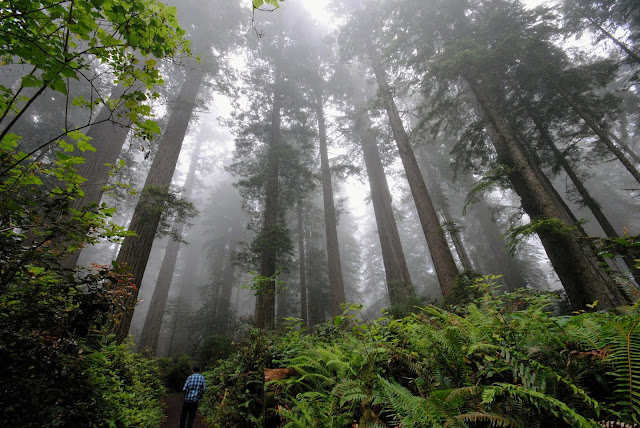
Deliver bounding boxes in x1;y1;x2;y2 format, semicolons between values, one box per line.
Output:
369;48;459;299
466;198;527;291
609;132;640;164
555;84;640;185
297;202;308;327
315;88;346;316
530;114;617;237
530;113;640;286
354;110;415;304
112;68;205;342
418;148;474;272
255;67;282;330
61;83;133;269
137;138;202;353
217;239;238;328
466;74;629;309
587;17;640;66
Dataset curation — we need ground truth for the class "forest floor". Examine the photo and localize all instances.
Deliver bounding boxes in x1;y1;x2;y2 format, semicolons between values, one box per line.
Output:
160;393;210;428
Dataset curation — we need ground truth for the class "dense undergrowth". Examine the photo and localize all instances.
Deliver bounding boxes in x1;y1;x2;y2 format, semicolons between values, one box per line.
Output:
0;335;165;427
200;278;640;428
0;266;165;427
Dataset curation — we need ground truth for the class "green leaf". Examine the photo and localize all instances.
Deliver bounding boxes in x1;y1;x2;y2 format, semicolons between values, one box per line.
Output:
50;79;67;94
21;75;41;88
1;133;22;150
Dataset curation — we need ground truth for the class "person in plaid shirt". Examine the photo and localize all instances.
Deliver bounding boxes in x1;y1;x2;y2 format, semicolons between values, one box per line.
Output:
180;365;206;428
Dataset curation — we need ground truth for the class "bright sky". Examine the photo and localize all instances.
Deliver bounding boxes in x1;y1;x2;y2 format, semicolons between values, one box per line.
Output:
298;0;553;23
299;0;332;25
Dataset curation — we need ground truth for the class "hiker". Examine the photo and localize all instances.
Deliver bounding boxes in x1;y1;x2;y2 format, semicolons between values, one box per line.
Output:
180;365;206;428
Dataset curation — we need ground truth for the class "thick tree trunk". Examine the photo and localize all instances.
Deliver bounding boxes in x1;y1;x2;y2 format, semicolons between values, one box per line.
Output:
305;222;327;326
138;234;181;352
466;74;629;309
555;85;640;185
369;49;459;299
315;89;346;316
112;68;205;342
354;110;415;304
61;84;133;269
255;68;282;330
530;114;640;285
297;202;308;327
137;138;202;353
217;239;238;329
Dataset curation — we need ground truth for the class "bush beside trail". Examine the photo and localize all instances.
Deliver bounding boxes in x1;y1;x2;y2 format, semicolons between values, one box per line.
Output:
199;284;640;427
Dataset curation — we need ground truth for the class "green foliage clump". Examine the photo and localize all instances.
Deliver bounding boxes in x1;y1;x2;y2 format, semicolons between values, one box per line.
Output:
0;264;134;425
0;330;165;427
384;295;432;319
83;342;166;428
199;329;271;427
199;334;234;367
200;281;640;427
157;354;194;392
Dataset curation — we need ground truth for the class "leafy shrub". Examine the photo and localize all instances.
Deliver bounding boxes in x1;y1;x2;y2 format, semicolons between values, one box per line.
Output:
199;334;234;367
83;341;165;427
200;279;640;427
157;354;194;392
0;264;150;427
199;330;269;427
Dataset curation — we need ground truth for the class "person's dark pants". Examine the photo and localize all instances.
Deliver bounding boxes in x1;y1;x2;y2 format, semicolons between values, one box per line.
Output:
180;400;199;428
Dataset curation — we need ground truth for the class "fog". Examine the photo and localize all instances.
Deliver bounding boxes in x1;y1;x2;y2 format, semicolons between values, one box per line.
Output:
67;0;640;355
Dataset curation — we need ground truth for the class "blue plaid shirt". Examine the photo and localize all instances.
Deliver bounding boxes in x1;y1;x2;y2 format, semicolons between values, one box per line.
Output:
183;372;206;402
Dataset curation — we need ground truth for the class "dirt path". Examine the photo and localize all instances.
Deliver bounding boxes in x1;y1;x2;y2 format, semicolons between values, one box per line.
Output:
160;393;210;428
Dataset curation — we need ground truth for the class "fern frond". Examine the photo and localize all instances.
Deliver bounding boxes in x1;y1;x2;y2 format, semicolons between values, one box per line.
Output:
437;386;478;404
372;375;464;427
498;346;607;414
482;383;598;428
334;379;369;407
564;315;607;350
444;411;518;427
603;313;640;424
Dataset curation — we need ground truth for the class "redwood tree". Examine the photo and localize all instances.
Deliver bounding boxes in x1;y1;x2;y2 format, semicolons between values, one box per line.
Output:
113;67;205;342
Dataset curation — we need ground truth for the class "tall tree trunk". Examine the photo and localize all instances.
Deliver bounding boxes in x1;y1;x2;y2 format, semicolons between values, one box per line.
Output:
466;199;527;291
61;83;133;269
305;220;327;326
418;147;474;272
315;88;346;316
466;74;629;309
217;239;238;331
530;113;640;285
163;231;207;357
369;48;459;299
297;202;308;327
587;17;640;66
530;114;618;237
112;68;205;342
138;138;202;353
440;208;473;272
354;110;415;304
554;84;640;184
255;67;282;330
610;132;640;164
